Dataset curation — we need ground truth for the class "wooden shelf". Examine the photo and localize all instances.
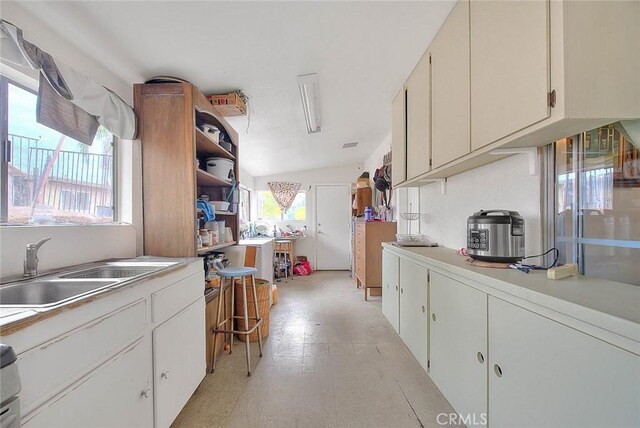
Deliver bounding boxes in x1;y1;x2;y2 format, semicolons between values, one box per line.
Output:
197;209;237;216
195;128;235;160
196;169;233;187
197;241;236;255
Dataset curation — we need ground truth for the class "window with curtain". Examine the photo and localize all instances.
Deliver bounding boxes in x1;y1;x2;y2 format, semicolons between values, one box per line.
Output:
257;191;306;221
552;121;640;285
0;76;115;224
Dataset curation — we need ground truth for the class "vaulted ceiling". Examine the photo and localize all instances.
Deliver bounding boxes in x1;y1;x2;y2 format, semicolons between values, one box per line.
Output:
13;1;454;176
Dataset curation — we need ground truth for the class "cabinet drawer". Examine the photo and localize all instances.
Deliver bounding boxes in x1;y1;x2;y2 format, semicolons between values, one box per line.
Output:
18;300;147;415
152;271;203;323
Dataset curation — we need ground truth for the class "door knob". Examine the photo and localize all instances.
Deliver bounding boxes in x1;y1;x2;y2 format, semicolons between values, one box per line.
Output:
141;389;151;398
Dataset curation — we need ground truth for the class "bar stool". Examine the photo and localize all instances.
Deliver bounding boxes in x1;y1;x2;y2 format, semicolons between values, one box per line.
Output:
211;266;263;376
274;240;294;280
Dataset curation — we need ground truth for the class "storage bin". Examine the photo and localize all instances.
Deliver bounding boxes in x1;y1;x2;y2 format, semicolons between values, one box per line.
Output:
205;157;234;182
234;278;270;342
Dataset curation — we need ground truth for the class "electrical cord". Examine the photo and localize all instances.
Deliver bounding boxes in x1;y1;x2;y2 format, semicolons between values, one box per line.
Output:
510;247;559;273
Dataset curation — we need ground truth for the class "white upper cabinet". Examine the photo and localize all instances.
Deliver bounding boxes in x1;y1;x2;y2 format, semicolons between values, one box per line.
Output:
431;0;471;168
391;90;407;187
405;53;431;180
470;0;550;150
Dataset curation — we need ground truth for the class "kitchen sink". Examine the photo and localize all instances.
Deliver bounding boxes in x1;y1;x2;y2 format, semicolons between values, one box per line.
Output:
60;262;178;280
0;261;179;307
0;279;117;306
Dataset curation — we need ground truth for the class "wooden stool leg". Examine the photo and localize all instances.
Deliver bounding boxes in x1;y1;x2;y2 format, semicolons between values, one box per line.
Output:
242;276;251;376
251;275;263;358
230;277;235;354
211;276;225;373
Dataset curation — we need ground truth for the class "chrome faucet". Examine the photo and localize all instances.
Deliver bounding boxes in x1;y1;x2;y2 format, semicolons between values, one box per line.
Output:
23;237;52;278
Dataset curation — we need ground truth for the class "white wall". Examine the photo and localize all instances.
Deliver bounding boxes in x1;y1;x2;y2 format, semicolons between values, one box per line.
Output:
0;3;142;270
418;154;542;256
0;225;137;277
253;163;363;269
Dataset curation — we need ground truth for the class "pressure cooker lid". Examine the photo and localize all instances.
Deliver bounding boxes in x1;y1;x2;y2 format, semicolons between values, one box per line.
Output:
468;209;523;224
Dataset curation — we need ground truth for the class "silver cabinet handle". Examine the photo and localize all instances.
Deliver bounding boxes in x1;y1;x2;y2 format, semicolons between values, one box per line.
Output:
421;306;425;313
161;371;170;379
477;352;485;364
400;288;404;294
432;313;436;322
395;285;398;291
141;389;151;398
494;364;503;377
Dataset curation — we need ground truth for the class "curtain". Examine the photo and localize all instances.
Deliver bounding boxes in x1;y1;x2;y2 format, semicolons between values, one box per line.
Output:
0;19;136;143
268;182;301;213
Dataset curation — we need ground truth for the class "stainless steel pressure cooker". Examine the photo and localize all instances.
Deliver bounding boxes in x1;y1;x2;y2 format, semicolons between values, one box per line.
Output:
467;210;525;263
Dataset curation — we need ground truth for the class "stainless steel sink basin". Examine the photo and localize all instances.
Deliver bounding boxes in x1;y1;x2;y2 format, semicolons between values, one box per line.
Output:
0;280;117;306
60;262;177;280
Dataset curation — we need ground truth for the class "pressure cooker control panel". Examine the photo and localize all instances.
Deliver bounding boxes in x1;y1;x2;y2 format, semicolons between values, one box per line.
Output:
468;229;488;251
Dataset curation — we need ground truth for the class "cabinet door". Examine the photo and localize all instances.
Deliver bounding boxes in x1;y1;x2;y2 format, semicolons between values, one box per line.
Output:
405;53;431;179
470;0;550;150
154;297;206;428
381;250;400;333
431;0;470;168
489;297;640;427
429;272;487;424
391;90;407;186
399;259;429;371
22;337;153;428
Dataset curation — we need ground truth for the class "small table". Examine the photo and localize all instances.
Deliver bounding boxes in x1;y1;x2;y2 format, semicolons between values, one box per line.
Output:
274;236;305;276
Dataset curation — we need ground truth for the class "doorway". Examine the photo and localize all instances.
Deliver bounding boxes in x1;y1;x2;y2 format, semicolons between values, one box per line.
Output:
315;184;351;270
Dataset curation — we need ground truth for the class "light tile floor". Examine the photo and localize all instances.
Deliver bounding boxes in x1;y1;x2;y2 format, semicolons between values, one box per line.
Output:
173;271;459;428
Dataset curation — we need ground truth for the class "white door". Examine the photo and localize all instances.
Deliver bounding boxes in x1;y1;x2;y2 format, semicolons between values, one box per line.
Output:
381;250;400;333
430;272;487;423
399;258;429;371
316;184;351;270
489;296;640;427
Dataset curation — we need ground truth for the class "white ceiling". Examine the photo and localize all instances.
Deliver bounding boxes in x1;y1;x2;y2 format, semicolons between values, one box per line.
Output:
16;1;454;177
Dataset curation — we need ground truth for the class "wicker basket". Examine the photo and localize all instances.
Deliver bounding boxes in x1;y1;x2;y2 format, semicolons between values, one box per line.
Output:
272;283;278;306
234;278;270;342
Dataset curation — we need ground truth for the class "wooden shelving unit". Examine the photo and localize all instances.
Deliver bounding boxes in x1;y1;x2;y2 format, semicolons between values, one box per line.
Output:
197;241;237;255
134;82;240;258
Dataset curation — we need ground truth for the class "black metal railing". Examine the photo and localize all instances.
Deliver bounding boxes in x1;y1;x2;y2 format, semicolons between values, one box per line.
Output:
8;134;113;216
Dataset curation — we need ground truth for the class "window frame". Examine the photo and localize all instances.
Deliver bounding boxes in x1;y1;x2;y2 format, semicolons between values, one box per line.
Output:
256;190;307;222
545;124;640;282
0;74;119;225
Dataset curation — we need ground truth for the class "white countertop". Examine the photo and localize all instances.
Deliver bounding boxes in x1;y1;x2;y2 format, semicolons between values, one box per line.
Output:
238;238;274;247
383;244;640;345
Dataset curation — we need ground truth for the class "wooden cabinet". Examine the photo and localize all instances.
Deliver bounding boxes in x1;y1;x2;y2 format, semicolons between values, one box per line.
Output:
470;0;550;150
354;221;397;300
429;272;487;421
398;258;429;371
431;0;470;168
22;337;153;428
488;296;640;428
391;90;406;187
153;298;206;428
351;187;372;216
134;83;240;257
405;53;431;180
381;249;399;333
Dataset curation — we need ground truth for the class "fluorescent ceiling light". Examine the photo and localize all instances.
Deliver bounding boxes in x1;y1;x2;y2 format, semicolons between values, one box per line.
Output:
297;73;321;134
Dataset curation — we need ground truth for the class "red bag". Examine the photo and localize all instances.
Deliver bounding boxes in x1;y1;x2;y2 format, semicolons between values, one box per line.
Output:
293;260;312;276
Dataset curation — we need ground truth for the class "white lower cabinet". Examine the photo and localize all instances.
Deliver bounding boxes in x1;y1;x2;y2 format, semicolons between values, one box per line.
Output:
153;297;206;428
398;258;429;371
22;336;153;428
381;250;400;333
429;272;487;425
488;296;640;428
